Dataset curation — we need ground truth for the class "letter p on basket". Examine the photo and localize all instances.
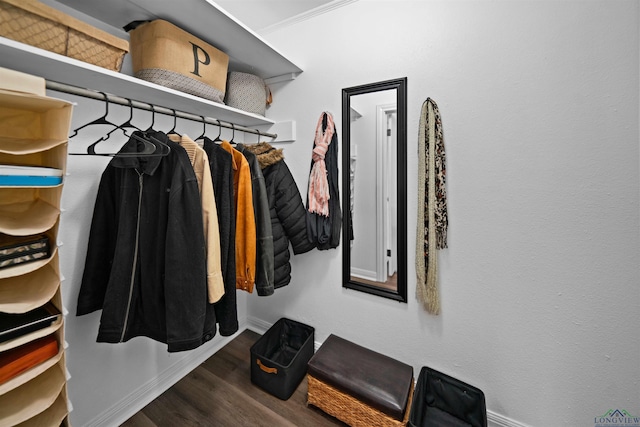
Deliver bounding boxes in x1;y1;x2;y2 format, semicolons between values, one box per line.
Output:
127;19;230;103
190;42;210;77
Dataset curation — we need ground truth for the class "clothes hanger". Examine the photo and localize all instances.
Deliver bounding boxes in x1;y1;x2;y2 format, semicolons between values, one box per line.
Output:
213;119;223;143
195;115;207;141
69;102;170;157
167;109;181;136
146;104;156;132
129;132;172;157
118;99;142;133
229;123;236;145
101;98;141;141
69;92;119;138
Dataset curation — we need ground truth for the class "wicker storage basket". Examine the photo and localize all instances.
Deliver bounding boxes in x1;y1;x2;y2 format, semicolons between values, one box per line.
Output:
308;375;414;427
128;20;229;103
0;0;129;71
224;72;271;116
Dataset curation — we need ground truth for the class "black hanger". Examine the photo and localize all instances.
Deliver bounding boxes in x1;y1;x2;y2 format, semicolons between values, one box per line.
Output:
146;104;156;132
213;119;223;142
167;109;180;136
101;98;141;141
119;99;142;133
195;115;207;141
229;123;236;144
69;92;119;138
256;129;261;144
129;132;172;157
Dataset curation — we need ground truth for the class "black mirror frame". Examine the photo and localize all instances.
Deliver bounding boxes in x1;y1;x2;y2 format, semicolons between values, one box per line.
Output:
341;77;408;303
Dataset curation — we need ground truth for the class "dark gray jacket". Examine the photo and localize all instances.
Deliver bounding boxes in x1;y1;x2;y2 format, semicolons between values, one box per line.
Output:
237;144;275;296
244;142;315;289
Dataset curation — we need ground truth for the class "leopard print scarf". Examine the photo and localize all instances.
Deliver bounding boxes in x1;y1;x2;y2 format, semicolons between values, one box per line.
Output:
416;98;448;314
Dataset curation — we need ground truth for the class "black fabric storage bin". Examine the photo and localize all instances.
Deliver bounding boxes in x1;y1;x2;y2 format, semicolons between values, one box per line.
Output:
408;366;487;427
250;317;315;400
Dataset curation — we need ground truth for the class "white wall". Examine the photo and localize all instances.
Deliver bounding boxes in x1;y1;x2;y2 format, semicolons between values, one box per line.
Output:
251;1;640;426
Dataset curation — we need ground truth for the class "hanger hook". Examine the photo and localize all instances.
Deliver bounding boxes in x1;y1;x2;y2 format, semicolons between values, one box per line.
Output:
215;119;222;140
169;108;178;134
230;123;235;143
69;91;113;139
98;91;110;117
256;129;261;144
146;103;156;131
127;98;134;120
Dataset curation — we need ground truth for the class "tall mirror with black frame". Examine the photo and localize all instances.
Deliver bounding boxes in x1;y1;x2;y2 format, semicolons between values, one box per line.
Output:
342;77;407;302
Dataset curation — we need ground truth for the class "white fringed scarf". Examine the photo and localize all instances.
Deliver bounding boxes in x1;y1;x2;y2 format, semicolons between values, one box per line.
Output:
416;98;448;315
308;112;335;216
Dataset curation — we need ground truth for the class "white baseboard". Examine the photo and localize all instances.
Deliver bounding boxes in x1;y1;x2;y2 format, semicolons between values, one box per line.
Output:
246;315;271;335
488;411;531;427
84;319;247;427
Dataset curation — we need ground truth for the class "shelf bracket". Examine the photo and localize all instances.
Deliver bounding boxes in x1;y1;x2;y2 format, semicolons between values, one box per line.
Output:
255;120;296;143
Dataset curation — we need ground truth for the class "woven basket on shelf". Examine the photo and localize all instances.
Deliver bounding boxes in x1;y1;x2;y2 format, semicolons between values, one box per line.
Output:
0;0;129;72
307;375;414;427
127;20;229;103
224;71;271;116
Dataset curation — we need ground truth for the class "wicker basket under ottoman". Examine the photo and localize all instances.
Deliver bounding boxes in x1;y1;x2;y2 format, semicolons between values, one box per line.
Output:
307;334;414;427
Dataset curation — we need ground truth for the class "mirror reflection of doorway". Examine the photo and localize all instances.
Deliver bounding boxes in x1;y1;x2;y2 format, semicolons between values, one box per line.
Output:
348;90;397;292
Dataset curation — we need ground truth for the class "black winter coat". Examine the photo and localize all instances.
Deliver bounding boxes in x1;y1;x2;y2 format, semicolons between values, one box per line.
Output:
306;112;341;250
77;131;213;352
202;138;238;336
243;142;315;288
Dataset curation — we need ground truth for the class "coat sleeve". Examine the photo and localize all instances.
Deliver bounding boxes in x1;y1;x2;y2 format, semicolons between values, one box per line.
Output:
76;168;118;316
276;161;316;255
249;156;274;297
234;155;257;293
164;177;208;352
199;149;225;303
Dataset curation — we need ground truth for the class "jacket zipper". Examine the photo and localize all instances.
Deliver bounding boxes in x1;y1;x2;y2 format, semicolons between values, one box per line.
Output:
121;170;144;342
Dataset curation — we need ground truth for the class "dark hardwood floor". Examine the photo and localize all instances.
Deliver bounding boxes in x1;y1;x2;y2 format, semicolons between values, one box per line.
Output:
120;330;346;427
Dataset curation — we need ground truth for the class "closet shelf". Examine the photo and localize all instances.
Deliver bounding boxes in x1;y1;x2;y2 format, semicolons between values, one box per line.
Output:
0;198;60;236
0;261;60;313
15;391;68;427
0;311;62;354
0;138;66;156
0;37;276;127
0;346;63;396
0;247;59;281
0;363;66;425
54;0;303;81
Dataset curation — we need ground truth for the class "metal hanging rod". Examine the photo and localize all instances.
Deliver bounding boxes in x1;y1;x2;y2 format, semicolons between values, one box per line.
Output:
45;80;277;139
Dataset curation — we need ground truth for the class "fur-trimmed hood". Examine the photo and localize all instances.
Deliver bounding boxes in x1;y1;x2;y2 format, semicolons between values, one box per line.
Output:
242;142;284;169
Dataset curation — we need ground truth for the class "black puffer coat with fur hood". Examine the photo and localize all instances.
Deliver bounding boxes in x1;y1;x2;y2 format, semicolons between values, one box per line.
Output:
243;142;315;288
